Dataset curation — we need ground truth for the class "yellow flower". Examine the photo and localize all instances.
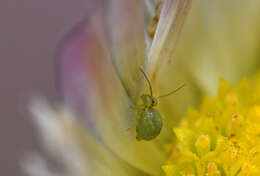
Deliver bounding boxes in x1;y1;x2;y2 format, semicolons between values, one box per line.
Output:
162;74;260;175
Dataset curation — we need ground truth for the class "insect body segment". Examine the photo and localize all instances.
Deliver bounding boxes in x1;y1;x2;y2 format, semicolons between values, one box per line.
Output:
134;67;185;141
136;94;162;141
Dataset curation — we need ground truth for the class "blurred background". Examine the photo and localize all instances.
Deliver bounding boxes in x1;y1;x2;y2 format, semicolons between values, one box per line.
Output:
0;0;87;175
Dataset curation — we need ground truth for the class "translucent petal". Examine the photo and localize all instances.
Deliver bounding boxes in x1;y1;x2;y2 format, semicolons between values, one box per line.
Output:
107;0;147;102
29;99;148;176
55;14;163;174
148;0;192;81
173;0;260;95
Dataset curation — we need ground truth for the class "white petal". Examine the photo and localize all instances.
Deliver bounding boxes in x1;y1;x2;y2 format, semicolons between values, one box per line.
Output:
148;0;192;82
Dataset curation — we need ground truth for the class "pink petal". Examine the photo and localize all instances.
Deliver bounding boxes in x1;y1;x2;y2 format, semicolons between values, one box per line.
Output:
55;17;97;114
54;14;123;123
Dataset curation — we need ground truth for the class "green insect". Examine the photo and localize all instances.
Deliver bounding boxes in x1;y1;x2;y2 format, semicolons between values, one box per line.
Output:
133;68;185;141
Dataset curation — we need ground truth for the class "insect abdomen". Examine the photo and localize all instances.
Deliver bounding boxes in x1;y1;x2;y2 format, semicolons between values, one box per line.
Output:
136;108;163;141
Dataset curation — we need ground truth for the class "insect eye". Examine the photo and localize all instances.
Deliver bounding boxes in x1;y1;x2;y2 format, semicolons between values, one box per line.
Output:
151;98;157;106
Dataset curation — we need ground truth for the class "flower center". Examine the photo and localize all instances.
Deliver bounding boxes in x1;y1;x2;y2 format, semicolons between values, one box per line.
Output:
162;73;260;175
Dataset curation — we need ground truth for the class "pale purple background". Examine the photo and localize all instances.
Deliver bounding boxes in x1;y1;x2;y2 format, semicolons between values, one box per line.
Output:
0;0;88;175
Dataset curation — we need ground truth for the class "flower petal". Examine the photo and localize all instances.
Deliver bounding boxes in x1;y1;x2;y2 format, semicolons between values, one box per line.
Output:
172;0;260;95
29;99;148;176
148;0;192;81
55;16;100;114
107;0;147;102
55;14;164;174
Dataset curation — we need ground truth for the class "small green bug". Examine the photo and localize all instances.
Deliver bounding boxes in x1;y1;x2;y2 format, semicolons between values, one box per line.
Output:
133;67;185;141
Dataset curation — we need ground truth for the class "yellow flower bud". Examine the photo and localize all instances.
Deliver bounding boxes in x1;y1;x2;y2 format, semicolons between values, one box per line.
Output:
195;135;211;157
206;162;220;176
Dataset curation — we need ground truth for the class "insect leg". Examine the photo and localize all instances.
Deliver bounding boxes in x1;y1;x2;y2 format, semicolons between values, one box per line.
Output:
130;105;144;110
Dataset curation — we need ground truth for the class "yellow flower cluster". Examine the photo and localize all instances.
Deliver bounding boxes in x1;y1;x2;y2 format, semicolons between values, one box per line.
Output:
162;73;260;176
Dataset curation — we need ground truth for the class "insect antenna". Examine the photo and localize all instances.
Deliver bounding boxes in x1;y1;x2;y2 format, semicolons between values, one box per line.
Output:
139;67;153;96
157;84;185;99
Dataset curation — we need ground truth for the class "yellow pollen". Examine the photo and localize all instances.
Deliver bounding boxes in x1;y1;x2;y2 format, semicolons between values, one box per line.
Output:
162;75;260;175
